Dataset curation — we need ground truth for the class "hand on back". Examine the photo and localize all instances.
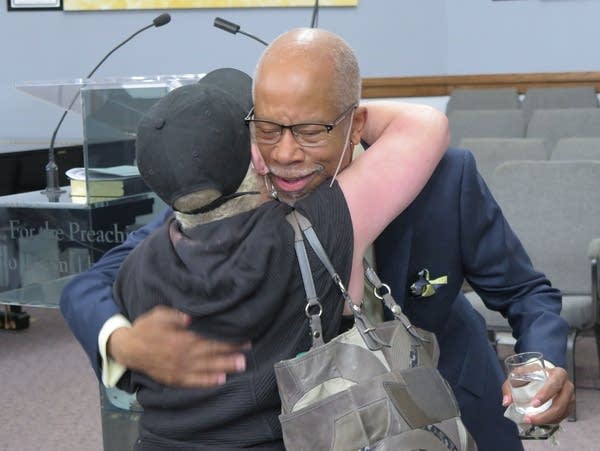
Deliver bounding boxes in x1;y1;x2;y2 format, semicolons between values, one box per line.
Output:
109;305;249;387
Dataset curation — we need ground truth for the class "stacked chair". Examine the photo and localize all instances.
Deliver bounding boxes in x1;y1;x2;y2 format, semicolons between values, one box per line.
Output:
465;161;600;422
448;85;600;151
445;87;521;115
458;137;546;183
448;86;600;422
551;137;600;161
448;109;526;147
521;86;599;123
525;108;600;152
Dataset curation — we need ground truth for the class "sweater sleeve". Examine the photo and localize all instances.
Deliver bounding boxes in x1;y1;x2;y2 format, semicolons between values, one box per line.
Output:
60;208;172;379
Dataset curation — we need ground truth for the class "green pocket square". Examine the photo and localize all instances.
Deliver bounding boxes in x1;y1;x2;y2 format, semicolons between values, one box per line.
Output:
410;269;448;298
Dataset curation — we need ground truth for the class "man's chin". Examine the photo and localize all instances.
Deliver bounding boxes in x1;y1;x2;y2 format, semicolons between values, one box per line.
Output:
275;178;315;205
270;169;330;204
277;189;307;206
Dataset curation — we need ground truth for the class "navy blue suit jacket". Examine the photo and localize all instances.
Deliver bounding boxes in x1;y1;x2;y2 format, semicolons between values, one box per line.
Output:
375;148;567;450
61;147;567;451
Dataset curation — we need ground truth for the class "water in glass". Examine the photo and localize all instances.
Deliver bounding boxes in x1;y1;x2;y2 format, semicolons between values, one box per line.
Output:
509;369;553;415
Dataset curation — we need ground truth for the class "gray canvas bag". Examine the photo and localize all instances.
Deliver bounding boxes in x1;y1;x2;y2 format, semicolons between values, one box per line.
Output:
276;211;477;451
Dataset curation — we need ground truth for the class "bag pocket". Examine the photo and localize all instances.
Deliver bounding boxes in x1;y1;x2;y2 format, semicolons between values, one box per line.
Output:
279;372;406;451
383;366;459;428
278;366;473;451
369;418;475;451
275;327;396;414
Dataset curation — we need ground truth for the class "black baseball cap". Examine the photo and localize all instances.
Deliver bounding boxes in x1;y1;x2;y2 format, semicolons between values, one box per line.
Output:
136;68;253;213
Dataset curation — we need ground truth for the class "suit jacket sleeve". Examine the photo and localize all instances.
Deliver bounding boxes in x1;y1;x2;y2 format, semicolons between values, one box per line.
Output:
459;150;569;367
59;208;172;379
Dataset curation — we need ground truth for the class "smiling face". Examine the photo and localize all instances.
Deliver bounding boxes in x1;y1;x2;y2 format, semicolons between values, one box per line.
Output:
252;29;365;204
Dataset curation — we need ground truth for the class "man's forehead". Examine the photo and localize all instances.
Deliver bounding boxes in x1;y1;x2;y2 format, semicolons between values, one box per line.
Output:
253;99;337;124
254;71;336;121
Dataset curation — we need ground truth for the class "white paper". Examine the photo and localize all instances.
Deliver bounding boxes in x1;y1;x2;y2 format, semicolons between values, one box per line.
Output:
65;165;140;181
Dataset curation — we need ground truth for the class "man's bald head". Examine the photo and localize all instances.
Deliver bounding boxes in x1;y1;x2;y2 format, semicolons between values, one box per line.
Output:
253;28;361;111
249;28;367;205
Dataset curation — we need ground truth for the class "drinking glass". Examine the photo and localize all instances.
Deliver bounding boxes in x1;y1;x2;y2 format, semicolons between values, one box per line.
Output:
505;351;552;415
505;352;559;440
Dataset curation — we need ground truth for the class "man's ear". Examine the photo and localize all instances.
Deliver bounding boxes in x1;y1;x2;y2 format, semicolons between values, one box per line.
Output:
250;144;268;175
351;105;367;147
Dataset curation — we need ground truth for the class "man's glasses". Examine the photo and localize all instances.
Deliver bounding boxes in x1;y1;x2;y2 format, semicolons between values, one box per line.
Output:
244;103;357;148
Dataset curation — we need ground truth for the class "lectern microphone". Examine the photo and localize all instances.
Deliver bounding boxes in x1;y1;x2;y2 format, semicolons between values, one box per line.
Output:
43;13;172;201
310;0;319;28
213;17;269;47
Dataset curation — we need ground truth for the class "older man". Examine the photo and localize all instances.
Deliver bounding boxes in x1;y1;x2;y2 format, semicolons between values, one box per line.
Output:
61;28;573;451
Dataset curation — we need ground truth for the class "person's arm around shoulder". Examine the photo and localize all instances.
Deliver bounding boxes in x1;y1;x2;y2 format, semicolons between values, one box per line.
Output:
337;101;449;302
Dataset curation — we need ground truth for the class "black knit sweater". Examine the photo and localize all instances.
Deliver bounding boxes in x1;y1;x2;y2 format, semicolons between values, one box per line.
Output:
113;181;353;450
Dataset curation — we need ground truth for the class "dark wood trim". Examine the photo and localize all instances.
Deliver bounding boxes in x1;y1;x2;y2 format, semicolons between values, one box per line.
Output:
361;71;600;98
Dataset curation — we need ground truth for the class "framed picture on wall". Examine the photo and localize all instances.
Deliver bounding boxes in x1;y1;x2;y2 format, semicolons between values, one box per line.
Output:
63;0;356;12
7;0;62;10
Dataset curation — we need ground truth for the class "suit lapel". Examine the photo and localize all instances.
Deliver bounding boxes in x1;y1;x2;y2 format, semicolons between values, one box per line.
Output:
389;224;413;308
373;219;414;310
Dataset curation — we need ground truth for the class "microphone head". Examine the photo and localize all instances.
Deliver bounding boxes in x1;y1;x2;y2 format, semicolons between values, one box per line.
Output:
214;17;240;35
153;13;171;27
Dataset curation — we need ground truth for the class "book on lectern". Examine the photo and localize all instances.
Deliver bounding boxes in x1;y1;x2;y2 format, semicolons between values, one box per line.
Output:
66;166;148;198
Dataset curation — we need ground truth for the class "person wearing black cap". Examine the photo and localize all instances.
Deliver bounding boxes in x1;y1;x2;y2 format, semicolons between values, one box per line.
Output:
108;63;448;449
134;68;257;218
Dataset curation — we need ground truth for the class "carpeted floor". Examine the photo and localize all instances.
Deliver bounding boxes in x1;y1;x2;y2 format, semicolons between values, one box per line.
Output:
1;307;101;451
1;307;599;451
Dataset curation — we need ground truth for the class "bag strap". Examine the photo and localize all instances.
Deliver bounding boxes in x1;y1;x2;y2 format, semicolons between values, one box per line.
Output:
286;210;326;347
363;259;432;343
287;210;405;349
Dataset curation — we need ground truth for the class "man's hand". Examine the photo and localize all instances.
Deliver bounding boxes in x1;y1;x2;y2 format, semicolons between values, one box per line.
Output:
107;305;249;387
502;366;575;424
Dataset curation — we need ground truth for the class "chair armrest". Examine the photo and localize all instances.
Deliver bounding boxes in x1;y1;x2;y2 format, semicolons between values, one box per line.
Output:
588;238;600;261
588;238;600;324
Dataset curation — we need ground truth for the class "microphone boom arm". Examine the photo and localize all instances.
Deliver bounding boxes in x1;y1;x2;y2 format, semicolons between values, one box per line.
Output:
238;30;269;47
86;24;154;80
44;16;170;200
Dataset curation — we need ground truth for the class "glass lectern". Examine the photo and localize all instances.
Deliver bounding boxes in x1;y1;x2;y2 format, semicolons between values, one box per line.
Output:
1;74;203;308
3;75;203;450
17;74;204;205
